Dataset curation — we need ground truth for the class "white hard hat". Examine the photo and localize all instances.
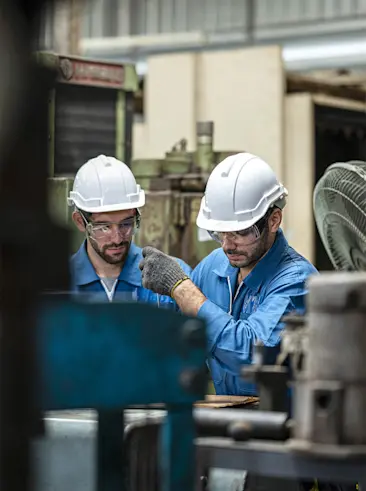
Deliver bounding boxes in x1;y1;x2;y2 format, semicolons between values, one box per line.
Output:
196;152;288;232
67;155;145;213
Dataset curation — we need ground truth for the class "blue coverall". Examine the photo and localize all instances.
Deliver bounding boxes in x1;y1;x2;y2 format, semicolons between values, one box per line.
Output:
70;240;192;308
191;229;318;395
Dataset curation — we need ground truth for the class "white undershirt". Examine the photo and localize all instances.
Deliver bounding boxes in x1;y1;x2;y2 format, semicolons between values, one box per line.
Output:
100;278;118;302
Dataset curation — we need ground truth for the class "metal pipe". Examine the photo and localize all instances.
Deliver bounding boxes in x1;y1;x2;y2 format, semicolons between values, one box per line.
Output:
194;408;289;441
121;407;290;441
196;121;214;173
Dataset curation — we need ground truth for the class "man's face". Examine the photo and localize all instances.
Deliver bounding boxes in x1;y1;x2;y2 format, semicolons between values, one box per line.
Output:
74;209;137;265
222;226;270;269
219;209;282;269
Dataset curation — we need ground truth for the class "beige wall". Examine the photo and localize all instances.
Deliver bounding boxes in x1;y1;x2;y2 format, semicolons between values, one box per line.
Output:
196;46;285;179
133;45;285;179
133;52;197;159
284;93;315;262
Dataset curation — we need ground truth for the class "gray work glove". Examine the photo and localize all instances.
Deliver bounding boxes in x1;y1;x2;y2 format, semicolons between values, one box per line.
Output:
139;246;189;297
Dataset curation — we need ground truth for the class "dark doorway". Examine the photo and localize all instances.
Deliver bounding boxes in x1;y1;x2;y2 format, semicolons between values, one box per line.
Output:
314;104;366;271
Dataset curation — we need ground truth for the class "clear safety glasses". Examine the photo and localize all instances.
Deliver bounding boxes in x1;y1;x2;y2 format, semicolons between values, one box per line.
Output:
81;213;141;241
208;210;270;246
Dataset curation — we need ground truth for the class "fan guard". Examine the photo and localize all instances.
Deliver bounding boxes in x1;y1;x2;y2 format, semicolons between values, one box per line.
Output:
313;161;366;271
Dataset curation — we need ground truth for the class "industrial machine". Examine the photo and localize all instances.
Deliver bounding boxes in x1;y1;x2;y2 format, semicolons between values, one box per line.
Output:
132;122;241;267
39;51;138;252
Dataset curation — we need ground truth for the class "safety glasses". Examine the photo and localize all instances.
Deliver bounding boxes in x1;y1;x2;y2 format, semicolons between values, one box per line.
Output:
208;209;271;246
81;212;141;240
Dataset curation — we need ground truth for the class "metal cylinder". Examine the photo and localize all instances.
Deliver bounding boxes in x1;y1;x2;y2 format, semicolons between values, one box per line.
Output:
194;408;289;441
292;272;366;452
196;121;214;173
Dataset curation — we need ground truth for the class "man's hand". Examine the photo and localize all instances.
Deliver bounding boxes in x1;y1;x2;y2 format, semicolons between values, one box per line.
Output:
139;246;189;297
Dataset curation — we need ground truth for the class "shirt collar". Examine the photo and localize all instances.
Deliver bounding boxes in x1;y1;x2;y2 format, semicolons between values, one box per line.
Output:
71;241;142;287
213;229;288;293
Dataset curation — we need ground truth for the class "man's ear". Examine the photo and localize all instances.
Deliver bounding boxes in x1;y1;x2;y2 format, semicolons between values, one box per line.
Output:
72;211;86;233
269;208;282;233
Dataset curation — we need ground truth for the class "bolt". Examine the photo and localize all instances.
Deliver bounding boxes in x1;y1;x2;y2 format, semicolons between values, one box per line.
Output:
228;421;251;442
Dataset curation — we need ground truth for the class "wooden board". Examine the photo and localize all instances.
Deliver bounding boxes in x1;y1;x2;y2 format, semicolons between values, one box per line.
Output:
194;395;258;408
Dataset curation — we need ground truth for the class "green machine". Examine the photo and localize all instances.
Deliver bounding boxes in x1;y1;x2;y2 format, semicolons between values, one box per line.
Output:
37;51;138;252
39;54;238;267
133;121;241;267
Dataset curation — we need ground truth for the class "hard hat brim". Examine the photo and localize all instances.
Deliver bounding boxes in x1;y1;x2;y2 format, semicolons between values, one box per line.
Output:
68;195;145;213
196;212;261;233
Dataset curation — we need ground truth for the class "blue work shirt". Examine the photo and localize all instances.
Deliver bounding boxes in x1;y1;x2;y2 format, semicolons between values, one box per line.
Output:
191;229;318;395
70;241;192;309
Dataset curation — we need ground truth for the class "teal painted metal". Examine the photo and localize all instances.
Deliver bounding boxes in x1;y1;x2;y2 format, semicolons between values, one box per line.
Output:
161;408;196;491
37;296;207;410
37;295;207;491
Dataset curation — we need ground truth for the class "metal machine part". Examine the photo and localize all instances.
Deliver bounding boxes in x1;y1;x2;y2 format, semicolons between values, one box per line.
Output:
291;272;366;456
37;52;139;176
196;121;214;174
196;438;366;485
132;121;242;267
34;410;249;491
38;405;288;491
35;406;366;491
243;342;290;412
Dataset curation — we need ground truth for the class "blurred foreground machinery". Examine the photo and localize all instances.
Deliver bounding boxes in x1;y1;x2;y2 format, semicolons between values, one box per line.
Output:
37;272;366;491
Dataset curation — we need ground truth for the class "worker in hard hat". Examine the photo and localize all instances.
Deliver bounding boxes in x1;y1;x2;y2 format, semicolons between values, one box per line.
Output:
67;154;191;305
139;152;318;395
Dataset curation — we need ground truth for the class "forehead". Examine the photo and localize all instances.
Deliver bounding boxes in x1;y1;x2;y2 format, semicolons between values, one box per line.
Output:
91;209;136;223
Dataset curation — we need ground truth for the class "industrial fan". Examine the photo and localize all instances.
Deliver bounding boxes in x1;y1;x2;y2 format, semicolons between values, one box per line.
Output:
313;160;366;271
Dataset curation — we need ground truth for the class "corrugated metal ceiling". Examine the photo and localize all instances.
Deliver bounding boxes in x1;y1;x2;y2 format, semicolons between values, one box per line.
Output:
82;0;366;38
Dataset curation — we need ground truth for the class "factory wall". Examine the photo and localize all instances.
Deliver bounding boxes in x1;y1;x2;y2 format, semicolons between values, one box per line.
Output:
133;45;285;177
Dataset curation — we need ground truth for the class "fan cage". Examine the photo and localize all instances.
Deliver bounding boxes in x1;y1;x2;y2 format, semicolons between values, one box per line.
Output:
313;162;366;271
